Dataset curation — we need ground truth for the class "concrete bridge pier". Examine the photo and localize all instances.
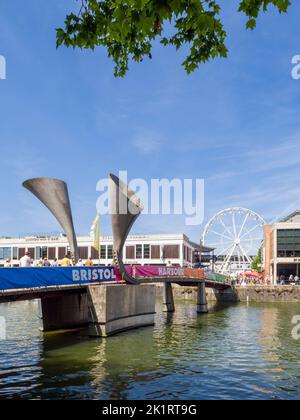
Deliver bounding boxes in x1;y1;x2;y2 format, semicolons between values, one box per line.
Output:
40;292;88;332
197;282;208;314
87;284;156;337
162;282;175;312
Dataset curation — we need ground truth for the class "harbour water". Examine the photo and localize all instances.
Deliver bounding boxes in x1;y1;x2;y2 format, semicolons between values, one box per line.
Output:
0;299;300;400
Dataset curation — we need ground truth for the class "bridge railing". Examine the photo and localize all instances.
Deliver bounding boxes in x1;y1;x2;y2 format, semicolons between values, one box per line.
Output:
116;265;229;285
182;268;230;284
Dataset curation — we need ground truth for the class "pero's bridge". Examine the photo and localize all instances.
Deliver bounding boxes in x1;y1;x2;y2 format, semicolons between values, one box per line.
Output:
0;174;232;337
0;265;231;336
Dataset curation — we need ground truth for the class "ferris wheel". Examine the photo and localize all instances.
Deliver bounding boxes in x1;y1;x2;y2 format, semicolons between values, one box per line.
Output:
202;208;266;274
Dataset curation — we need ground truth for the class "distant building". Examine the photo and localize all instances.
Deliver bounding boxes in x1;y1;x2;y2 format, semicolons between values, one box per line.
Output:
0;233;198;267
264;210;300;284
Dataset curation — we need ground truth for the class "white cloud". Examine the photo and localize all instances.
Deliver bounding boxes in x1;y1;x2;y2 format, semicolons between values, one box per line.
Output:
132;130;163;154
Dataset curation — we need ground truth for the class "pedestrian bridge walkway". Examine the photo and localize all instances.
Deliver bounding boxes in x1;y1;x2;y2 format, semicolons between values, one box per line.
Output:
0;265;230;302
0;265;232;336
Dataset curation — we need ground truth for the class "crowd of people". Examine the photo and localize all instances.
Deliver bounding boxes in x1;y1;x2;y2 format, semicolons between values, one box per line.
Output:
234;273;300;286
279;274;300;285
2;251;95;268
235;276;264;286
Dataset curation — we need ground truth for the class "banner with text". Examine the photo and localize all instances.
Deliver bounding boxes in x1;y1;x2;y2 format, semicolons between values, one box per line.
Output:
0;266;116;290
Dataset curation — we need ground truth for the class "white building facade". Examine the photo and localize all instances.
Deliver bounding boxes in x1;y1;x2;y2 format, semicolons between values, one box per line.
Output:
0;233;197;267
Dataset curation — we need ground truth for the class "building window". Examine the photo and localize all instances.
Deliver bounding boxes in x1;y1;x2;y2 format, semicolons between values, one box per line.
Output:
91;247;99;259
107;245;113;260
36;247;41;259
151;245;160;259
36;246;47;259
48;247;56;260
58;247;66;259
143;244;150;259
79;247;88;259
136;244;142;259
12;247;18;260
100;245;106;259
0;247;11;260
27;248;35;259
277;229;300;258
164;245;180;259
18;248;26;259
126;246;135;259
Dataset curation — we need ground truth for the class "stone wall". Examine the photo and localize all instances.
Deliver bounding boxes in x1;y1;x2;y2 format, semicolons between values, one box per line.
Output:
155;284;300;303
234;286;300;302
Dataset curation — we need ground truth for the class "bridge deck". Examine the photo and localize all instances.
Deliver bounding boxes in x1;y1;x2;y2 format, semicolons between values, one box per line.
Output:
0;265;231;304
0;277;230;303
137;277;231;290
0;282;113;303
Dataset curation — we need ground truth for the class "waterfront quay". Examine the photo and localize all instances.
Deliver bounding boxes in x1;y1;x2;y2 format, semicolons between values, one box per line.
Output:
157;284;300;303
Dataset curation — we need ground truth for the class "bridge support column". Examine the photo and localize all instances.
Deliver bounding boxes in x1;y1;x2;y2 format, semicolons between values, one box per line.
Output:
87;284;156;337
40;293;88;332
162;282;175;312
197;282;208;314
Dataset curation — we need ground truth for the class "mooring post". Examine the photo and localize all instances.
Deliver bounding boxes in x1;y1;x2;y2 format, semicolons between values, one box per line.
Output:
197;282;208;314
162;282;175;312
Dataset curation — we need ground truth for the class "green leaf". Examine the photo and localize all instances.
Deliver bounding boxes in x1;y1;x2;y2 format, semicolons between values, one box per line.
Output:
55;0;292;77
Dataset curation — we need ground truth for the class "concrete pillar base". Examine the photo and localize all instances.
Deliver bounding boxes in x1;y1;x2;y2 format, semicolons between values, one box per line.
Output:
197;282;208;314
162;282;175;312
87;284;156;337
40;293;88;332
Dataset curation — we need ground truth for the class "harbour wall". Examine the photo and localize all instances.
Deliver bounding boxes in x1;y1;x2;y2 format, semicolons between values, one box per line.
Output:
155;284;300;303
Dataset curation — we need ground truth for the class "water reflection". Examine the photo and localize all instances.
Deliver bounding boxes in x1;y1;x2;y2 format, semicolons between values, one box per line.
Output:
1;299;300;399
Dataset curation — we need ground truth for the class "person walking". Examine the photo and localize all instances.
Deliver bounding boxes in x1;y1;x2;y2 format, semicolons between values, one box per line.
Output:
20;251;31;267
60;255;71;267
43;258;51;267
85;257;93;267
51;258;59;267
4;259;12;268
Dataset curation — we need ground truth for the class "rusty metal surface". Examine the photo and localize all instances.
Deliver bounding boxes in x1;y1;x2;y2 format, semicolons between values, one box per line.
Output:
23;178;79;261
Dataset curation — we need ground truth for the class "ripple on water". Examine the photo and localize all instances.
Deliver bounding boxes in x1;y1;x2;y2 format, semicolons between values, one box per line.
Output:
0;300;300;399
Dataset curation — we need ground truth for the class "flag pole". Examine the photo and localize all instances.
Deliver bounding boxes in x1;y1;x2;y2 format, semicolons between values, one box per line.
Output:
98;213;101;266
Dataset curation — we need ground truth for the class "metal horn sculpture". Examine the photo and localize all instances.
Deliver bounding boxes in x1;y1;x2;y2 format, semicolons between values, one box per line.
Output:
23;178;79;262
109;173;144;284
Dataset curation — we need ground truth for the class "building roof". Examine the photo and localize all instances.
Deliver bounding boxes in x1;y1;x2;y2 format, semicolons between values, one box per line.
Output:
0;233;200;248
189;241;215;253
280;210;300;223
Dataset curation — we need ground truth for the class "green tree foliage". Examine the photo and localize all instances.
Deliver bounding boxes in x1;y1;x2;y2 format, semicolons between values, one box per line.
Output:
56;0;291;76
252;247;262;272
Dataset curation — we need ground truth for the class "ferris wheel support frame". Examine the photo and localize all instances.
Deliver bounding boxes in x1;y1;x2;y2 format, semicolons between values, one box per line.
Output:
202;207;266;275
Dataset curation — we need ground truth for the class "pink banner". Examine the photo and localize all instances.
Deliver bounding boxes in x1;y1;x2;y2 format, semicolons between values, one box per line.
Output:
114;265;205;280
114;266;132;281
136;265;186;277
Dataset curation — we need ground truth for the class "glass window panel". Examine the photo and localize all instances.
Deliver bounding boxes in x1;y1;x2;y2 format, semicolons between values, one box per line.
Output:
136;245;142;259
107;245;113;260
100;245;106;259
143;244;150;259
0;247;11;260
12;247;18;260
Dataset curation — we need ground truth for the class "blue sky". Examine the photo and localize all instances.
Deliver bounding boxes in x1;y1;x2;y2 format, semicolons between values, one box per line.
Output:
0;0;300;241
